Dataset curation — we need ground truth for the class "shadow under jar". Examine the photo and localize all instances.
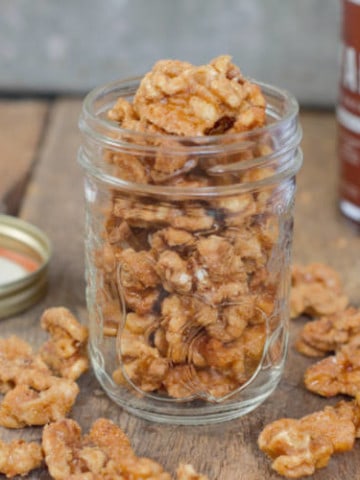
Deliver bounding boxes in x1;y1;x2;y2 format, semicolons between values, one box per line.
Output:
78;77;302;425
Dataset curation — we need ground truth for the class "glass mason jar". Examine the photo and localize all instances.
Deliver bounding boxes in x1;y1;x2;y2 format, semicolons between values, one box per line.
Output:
78;77;302;425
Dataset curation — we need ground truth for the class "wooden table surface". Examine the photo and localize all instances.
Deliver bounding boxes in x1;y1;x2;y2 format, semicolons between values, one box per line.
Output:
1;99;360;480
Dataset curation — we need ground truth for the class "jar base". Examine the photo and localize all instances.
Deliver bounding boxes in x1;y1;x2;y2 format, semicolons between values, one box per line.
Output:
90;343;283;425
340;199;360;223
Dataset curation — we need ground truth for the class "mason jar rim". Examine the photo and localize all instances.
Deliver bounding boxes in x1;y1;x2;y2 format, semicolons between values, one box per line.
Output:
78;75;302;196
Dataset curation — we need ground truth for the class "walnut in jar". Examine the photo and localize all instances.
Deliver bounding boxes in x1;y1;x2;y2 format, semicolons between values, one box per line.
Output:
85;55;296;404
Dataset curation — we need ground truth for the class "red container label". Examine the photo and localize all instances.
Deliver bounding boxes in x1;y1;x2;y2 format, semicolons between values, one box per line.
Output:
338;0;360;209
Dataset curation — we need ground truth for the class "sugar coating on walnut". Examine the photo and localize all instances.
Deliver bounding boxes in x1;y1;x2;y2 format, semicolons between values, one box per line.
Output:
117;55;266;137
290;263;348;319
0;336;51;394
0;375;79;428
40;307;89;381
42;417;207;480
258;398;360;478
296;307;360;357
304;336;360;398
0;438;43;478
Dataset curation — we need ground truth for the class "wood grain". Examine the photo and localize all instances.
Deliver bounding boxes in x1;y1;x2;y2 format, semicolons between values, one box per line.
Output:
0;104;359;479
0;100;49;215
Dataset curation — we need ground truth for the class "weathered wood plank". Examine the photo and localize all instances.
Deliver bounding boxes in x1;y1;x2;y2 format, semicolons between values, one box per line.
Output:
0;104;359;479
0;100;49;214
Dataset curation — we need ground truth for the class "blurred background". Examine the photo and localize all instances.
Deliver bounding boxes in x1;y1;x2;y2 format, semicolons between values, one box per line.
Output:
0;0;340;106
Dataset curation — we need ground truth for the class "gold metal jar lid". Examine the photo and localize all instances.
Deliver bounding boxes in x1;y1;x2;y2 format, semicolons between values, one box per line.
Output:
0;215;51;319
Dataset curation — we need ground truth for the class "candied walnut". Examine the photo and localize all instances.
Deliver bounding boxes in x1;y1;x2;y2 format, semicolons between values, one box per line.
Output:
199;337;246;383
227;228;266;273
163;365;238;400
171;204;214;232
111;153;150;184
258;400;358;478
206;300;255;342
214;193;257;228
0;438;43;478
43;418;130;480
43;417;205;480
119;248;160;290
154;327;169;356
333;394;360;437
133;55;265;136
114;197;182;229
255;215;279;251
125;312;159;335
241;166;276;185
242;324;266;371
0;336;51;394
156;250;192;294
0;375;79;428
114;328;168;392
122;287;161;315
259;418;333;478
290;263;348;318
150;227;196;254
150;141;195;183
162;365;197;399
199;324;265;384
161;295;217;365
167;174;211;189
195;368;239;399
196;278;249;306
39;307;89;381
161;295;197;364
98;293;122;337
296;307;360;357
195;235;245;282
106;219;143;249
108;97;139;127
304;337;360;397
94;241;119;277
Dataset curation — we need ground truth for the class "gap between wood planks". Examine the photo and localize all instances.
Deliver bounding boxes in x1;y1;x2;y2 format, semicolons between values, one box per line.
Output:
0;99;53;215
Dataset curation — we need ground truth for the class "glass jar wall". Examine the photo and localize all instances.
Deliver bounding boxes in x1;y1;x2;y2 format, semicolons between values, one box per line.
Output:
78;78;302;424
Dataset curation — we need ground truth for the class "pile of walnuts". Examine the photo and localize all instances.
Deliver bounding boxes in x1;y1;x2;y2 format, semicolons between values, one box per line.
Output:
95;56;290;401
259;262;360;478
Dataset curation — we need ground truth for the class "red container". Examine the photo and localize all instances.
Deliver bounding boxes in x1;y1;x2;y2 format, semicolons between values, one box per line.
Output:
338;0;360;222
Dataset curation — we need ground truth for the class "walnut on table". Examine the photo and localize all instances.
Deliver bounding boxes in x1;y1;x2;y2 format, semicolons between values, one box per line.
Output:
39;307;89;381
0;308;85;429
42;417;207;480
304;336;360;398
296;307;360;357
290;263;348;319
258;396;360;478
0;438;43;478
0;336;51;394
0;375;79;428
